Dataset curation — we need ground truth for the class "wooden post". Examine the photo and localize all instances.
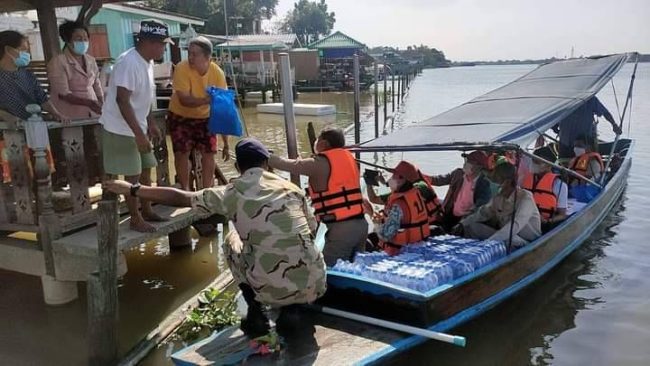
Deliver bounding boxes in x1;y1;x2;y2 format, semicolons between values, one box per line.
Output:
391;67;395;113
353;54;361;160
373;61;379;138
278;53;300;185
87;200;119;366
22;105;59;274
397;73;401;108
383;66;388;126
35;0;60;62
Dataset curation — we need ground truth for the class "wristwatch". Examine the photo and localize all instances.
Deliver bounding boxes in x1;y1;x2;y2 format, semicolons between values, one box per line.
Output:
130;183;141;197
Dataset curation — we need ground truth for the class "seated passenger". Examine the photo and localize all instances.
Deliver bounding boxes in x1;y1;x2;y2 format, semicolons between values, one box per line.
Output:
426;151;492;231
366;163;444;230
569;135;604;185
368;161;431;256
523;147;568;232
454;162;541;249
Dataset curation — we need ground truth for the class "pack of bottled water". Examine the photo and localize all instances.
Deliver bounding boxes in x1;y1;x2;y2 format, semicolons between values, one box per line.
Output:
331;235;507;294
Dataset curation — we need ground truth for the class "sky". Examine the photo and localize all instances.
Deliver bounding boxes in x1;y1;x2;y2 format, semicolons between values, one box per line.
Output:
266;0;650;61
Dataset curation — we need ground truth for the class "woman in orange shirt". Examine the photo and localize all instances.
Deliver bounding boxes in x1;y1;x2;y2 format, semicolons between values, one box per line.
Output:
168;36;229;190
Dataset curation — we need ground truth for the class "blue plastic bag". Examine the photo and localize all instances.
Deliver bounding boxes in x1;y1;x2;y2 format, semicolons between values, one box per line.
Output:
206;87;243;137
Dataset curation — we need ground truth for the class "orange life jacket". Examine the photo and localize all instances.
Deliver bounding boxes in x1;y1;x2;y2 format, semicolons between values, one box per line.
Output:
570;152;604;179
522;172;558;220
380;187;431;255
419;174;444;224
307;148;364;223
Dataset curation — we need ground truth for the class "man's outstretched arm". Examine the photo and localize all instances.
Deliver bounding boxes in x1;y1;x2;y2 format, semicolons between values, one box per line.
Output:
104;180;193;207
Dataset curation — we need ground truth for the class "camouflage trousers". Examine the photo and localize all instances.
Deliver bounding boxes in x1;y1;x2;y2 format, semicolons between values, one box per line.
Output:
223;230;327;307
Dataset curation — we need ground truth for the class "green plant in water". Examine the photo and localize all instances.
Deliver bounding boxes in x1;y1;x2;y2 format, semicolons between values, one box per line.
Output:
175;287;240;343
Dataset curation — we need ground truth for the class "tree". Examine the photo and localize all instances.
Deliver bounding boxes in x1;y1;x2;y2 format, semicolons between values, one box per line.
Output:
144;0;279;35
282;0;335;45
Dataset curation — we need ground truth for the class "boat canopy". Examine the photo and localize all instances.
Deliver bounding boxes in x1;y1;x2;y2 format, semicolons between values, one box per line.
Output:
357;53;632;152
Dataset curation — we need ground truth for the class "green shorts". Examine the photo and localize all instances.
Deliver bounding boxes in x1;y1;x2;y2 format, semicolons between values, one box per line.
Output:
102;129;157;177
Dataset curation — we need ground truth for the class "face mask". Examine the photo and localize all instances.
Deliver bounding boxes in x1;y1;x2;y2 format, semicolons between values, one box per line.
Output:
11;49;31;67
388;178;400;192
574;147;586;157
72;41;89;55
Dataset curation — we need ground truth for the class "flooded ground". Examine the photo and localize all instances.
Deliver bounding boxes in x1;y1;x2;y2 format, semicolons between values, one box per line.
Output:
2;63;649;366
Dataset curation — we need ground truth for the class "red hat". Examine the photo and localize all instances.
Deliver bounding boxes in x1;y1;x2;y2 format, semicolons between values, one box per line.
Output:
462;151;488;168
392;161;420;183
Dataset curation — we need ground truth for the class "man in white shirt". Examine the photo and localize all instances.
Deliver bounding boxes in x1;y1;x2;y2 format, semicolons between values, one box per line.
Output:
456;162;542;249
100;19;171;232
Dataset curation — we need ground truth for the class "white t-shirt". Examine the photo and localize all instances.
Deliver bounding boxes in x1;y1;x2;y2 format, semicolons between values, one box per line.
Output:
552;178;568;209
100;48;155;137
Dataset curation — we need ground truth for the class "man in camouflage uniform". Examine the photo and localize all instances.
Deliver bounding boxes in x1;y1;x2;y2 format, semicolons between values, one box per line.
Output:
104;137;327;337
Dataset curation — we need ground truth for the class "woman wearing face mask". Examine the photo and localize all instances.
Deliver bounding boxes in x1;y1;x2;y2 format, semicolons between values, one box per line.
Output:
425;151;492;232
569;135;604;184
521;146;568;231
369;161;431;256
47;20;103;119
454;162;541;249
0;30;68;122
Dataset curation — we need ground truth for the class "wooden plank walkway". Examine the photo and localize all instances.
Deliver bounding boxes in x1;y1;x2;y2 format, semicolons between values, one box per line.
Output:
53;205;211;257
172;310;403;366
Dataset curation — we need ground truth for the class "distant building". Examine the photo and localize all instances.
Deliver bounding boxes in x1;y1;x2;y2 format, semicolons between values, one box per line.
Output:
89;3;204;63
0;3;204;63
307;31;367;60
211;33;300;84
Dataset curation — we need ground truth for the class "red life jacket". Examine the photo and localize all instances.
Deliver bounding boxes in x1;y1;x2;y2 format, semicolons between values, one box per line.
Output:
419;174;444;224
307;148;364;223
380;187;431;255
522;171;558;220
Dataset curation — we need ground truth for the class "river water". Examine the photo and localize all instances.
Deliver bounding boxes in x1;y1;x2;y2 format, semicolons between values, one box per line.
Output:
1;63;648;366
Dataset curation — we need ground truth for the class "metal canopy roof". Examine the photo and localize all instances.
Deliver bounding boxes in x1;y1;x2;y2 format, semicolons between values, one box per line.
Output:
358;53;633;152
308;31;366;50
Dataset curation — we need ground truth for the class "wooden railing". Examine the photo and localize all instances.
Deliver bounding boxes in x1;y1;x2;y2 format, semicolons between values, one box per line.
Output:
0;109;170;234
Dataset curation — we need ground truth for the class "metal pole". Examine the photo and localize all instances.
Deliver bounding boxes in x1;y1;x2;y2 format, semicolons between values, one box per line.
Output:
373;61;379;138
391;67;395;113
278;53;300;185
353;54;361;160
521;149;602;188
315;305;466;347
601;53;639;185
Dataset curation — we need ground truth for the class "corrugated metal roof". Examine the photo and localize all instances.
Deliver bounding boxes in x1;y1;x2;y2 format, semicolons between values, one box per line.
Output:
210;34;298;50
307;31;365;50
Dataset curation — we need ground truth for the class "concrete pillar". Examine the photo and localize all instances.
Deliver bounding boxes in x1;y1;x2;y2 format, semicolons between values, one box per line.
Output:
169;227;192;250
41;275;78;305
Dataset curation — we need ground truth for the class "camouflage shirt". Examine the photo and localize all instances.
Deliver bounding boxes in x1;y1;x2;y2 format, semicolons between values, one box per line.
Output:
191;168;327;305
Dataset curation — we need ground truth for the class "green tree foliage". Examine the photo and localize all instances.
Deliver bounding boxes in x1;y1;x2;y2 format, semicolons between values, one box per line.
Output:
282;0;336;45
144;0;278;35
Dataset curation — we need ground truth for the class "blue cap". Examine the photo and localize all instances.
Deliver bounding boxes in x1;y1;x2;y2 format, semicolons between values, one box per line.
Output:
235;137;270;165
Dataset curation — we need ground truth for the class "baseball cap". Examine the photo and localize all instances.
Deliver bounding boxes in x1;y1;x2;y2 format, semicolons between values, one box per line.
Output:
533;146;557;163
462;150;488;168
138;19;174;44
235;138;270;166
392;161;420;183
